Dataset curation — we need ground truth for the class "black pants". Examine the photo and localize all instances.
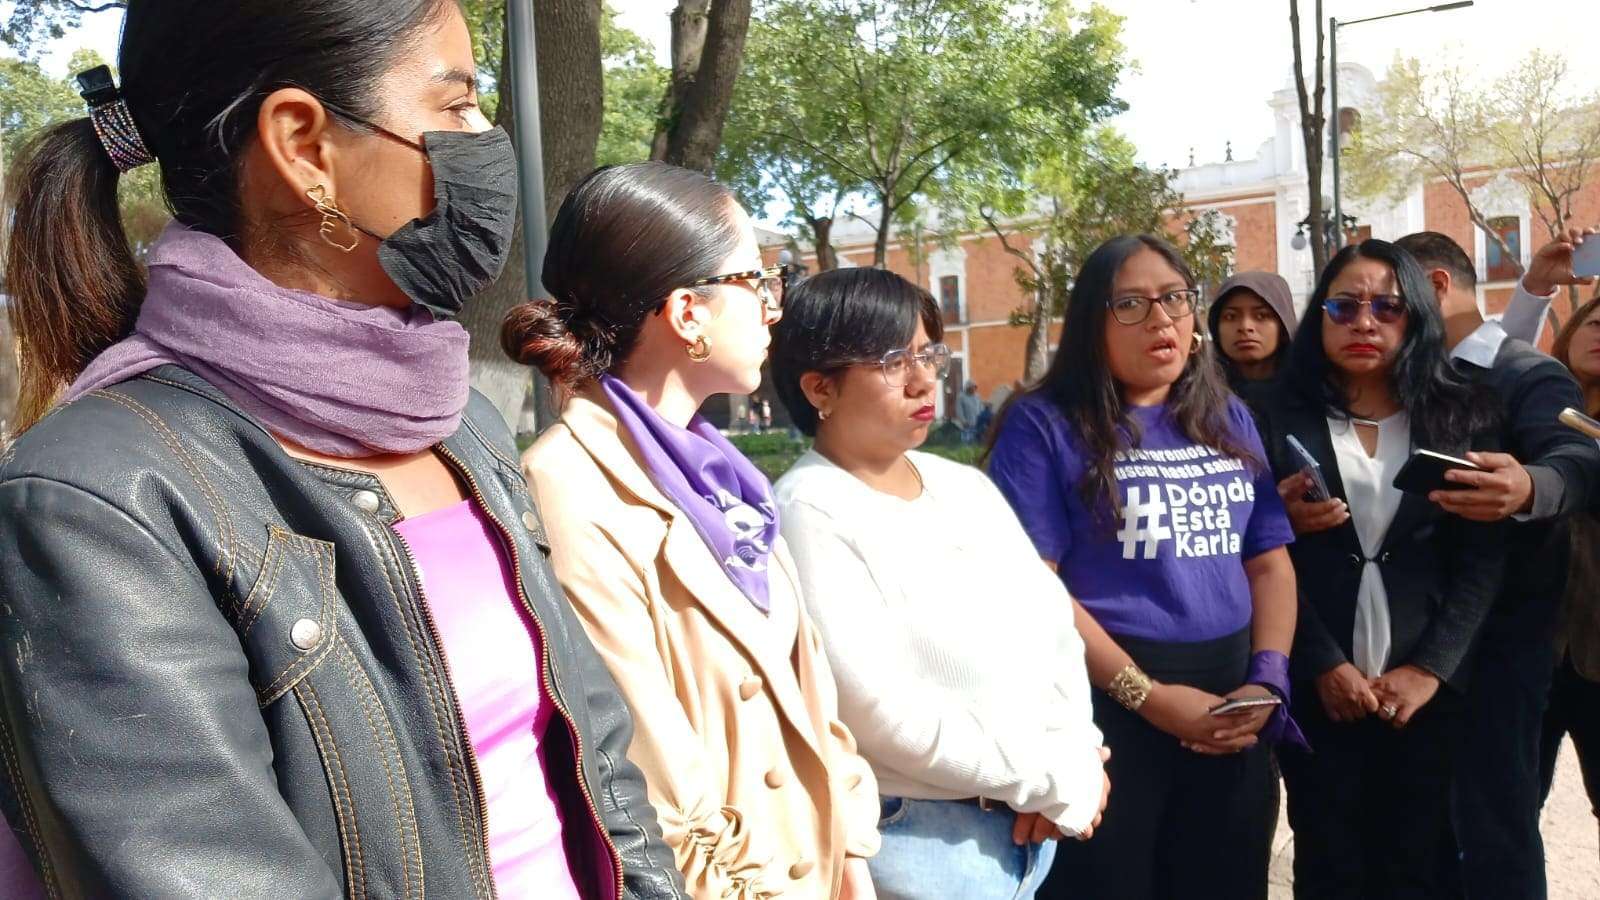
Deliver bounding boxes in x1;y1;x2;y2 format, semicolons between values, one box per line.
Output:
1040;629;1275;900
1539;655;1600;816
1279;686;1462;899
1453;634;1556;900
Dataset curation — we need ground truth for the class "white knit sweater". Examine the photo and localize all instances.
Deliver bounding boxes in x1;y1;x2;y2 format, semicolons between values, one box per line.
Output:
774;449;1106;834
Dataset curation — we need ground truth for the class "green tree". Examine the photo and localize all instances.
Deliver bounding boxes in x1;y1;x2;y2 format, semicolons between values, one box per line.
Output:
724;0;1124;269
2;0;125;58
1346;53;1600;329
1342;59;1510;263
597;5;669;165
945;129;1233;381
715;3;857;271
0;56;81;163
1;49;170;257
1485;51;1600;324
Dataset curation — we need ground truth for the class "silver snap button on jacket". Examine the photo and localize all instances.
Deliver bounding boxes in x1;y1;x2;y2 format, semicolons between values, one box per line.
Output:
350;489;381;514
291;619;323;651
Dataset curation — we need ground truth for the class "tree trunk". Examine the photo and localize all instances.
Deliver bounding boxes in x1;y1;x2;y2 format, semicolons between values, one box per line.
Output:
653;0;752;172
651;0;711;161
458;0;603;430
1289;0;1330;277
810;216;838;271
1461;200;1524;280
873;195;893;268
1023;288;1052;385
797;215;838;272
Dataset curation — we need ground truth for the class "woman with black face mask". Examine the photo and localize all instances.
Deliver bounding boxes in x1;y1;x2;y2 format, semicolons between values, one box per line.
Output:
0;2;681;898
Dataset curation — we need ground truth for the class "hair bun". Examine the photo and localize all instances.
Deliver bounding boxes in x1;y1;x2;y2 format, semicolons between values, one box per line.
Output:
501;299;589;386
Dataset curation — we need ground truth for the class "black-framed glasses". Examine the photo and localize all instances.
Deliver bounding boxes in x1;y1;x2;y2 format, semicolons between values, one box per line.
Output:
1107;288;1200;325
871;342;951;387
1324;294;1406;326
688;264;790;319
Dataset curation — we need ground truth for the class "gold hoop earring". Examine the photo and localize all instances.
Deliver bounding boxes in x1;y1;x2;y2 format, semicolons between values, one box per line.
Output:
687;335;712;363
306;184;359;253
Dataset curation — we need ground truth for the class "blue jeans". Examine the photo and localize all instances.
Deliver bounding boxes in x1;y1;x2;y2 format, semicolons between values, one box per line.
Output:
868;797;1058;900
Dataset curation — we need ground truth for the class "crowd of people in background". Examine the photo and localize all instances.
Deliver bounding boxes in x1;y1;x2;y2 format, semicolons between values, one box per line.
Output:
1;4;1599;900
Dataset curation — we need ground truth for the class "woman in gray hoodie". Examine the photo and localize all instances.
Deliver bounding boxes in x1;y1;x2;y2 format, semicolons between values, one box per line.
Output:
1208;271;1298;408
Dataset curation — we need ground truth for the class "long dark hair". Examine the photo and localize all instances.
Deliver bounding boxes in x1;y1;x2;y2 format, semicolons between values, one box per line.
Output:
2;0;459;432
1002;234;1256;516
770;268;943;436
502;162;743;387
1284;239;1496;448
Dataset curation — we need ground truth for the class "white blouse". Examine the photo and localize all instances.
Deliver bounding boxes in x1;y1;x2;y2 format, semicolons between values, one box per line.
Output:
1327;413;1409;678
773;449;1106;834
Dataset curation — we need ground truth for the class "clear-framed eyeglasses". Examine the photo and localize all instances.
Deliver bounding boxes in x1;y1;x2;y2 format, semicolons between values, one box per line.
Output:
873;342;952;387
1106;288;1201;326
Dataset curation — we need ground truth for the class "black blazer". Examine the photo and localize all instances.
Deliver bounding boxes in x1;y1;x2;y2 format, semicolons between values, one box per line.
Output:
1255;387;1507;692
1457;338;1600;638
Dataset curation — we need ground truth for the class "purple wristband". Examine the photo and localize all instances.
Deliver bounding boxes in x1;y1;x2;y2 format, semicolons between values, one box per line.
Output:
1246;650;1291;699
1247;651;1310;750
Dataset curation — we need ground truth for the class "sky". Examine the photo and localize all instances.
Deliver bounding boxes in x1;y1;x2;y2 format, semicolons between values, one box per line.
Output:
15;0;1600;172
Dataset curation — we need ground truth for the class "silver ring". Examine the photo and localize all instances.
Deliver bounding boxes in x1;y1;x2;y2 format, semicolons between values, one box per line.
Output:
1381;704;1398;719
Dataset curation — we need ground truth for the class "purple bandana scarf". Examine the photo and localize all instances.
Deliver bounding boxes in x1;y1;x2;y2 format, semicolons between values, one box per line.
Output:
62;222;470;457
600;374;779;614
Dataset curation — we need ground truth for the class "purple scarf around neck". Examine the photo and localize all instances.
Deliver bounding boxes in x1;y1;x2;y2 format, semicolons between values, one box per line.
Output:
62;222;470;458
600;374;779;614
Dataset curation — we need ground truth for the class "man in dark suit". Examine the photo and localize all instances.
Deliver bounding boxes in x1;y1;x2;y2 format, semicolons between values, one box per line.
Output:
1396;230;1600;900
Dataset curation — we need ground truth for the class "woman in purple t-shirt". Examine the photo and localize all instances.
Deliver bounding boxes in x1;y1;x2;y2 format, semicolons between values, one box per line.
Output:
988;235;1299;900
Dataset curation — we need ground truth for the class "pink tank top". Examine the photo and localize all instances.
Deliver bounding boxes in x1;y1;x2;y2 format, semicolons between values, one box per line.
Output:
394;500;585;900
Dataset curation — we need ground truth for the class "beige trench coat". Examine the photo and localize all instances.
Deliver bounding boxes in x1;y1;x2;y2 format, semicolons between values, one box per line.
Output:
523;389;880;900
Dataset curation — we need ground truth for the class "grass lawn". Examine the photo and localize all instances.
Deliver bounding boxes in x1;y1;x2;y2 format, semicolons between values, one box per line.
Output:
727;423;982;481
518;423;984;480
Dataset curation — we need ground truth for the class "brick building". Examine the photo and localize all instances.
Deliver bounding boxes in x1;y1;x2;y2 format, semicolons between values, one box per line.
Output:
761;62;1600;420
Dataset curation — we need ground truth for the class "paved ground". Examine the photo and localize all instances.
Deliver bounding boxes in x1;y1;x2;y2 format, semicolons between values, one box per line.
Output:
1267;738;1599;898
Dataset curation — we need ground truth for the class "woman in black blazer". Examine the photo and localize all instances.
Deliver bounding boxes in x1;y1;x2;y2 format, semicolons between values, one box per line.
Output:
1254;239;1505;900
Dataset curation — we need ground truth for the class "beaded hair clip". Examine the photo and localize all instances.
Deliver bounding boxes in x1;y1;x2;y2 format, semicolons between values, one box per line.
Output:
76;65;155;174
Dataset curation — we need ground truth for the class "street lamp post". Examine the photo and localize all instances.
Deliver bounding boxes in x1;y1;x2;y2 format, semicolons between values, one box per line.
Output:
507;0;548;298
1329;1;1473;251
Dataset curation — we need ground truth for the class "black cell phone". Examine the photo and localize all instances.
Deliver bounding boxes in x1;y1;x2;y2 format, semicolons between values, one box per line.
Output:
1285;434;1330;502
1392;448;1486;494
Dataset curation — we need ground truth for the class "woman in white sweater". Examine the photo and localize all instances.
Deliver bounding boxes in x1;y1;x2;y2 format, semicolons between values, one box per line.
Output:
769;268;1110;900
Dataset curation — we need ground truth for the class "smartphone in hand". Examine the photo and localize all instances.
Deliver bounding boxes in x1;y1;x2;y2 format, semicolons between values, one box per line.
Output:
1392;448;1486;494
1286;434;1331;502
1209;695;1283;716
1573;237;1600;278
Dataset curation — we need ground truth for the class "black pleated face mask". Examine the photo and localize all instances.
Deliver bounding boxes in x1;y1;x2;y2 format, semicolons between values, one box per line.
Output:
374;128;520;320
333;109;521;320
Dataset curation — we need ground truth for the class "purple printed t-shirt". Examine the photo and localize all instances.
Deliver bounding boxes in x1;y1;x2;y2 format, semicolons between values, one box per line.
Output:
988;393;1293;643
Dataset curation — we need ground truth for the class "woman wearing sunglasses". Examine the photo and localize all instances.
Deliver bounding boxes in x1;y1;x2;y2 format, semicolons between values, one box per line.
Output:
767;268;1110;900
1255;239;1504;898
504;162;881;900
986;235;1299;900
